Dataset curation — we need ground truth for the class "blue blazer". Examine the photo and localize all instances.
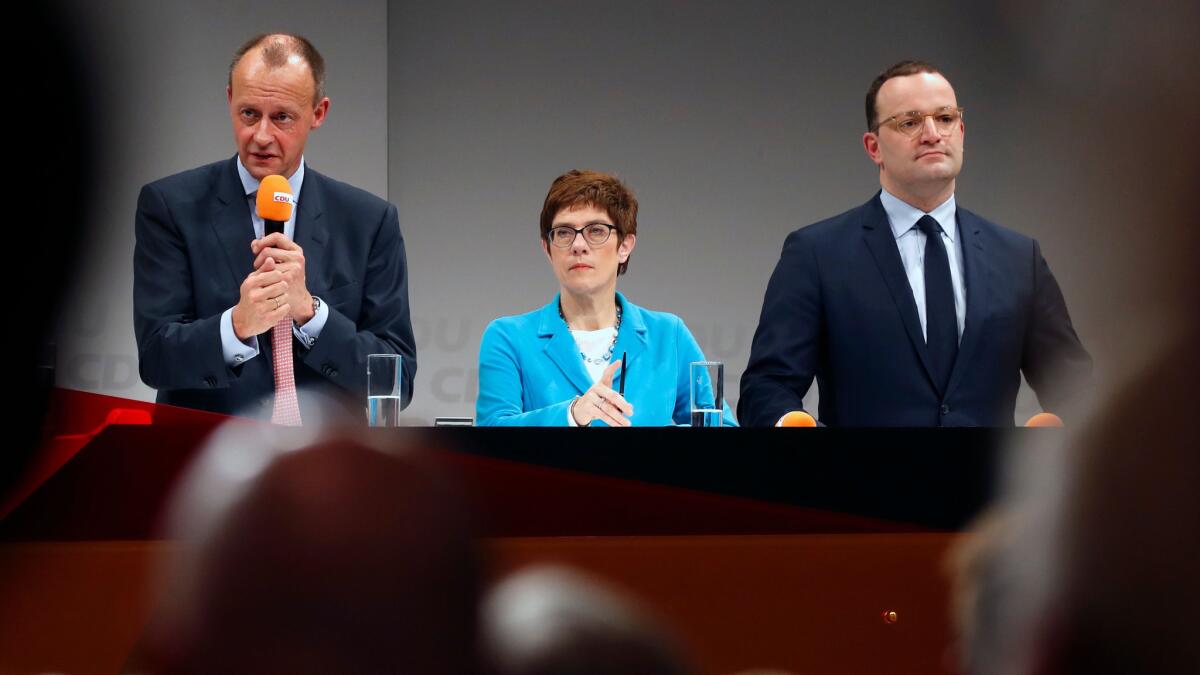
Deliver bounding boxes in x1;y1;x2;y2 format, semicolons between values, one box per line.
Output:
476;292;737;426
739;194;1092;427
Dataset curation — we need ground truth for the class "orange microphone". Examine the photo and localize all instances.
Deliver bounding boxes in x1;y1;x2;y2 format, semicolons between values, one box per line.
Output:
1026;412;1064;427
777;410;817;427
255;174;293;235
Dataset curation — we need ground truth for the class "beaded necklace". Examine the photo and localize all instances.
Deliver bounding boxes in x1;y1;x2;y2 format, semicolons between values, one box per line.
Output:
559;300;623;365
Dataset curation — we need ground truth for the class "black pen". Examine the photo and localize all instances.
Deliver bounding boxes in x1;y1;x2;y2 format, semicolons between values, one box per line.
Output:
619;351;628;395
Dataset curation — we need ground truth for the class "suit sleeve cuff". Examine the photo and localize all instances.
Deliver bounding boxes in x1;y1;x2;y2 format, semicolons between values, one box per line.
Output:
293;296;329;348
220;307;259;367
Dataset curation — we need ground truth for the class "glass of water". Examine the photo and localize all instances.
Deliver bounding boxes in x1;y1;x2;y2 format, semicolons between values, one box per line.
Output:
367;354;404;427
689;361;724;427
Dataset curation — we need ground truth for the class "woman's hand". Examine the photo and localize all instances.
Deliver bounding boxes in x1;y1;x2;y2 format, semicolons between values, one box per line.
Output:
570;360;634;426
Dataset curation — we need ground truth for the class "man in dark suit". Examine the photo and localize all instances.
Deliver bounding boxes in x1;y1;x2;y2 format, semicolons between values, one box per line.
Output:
739;60;1090;427
134;33;415;422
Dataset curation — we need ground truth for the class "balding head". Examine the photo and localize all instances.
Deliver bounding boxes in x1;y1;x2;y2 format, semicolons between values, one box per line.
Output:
482;566;693;675
229;33;326;104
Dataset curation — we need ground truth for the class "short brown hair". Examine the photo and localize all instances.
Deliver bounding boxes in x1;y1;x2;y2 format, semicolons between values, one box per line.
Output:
865;60;943;130
539;170;639;276
229;33;326;104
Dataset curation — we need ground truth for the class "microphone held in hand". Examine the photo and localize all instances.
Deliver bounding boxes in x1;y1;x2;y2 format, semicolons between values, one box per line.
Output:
256;174;293;235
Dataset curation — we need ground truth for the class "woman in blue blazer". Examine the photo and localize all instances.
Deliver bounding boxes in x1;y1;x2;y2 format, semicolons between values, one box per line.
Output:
476;170;736;427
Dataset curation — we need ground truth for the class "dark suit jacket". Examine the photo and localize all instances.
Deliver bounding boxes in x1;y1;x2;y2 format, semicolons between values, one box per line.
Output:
738;193;1091;427
134;157;416;419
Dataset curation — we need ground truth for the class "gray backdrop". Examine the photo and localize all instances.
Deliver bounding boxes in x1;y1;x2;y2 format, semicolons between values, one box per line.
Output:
59;1;1198;424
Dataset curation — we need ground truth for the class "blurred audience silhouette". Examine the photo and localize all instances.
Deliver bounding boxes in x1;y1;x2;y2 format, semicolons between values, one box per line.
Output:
482;565;695;675
137;427;480;674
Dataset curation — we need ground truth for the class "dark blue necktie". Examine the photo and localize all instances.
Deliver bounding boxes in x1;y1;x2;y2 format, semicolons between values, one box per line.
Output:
917;215;958;392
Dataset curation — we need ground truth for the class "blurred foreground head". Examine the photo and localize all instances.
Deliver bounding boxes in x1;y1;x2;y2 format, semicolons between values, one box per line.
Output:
948;4;1200;672
482;566;694;675
1044;328;1199;674
951;323;1199;675
146;425;480;674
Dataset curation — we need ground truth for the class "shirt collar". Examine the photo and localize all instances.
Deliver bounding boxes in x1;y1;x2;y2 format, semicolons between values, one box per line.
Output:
236;155;306;202
880;188;957;242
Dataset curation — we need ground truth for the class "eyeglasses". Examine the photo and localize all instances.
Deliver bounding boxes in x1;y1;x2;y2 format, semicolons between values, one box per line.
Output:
547;223;617;249
872;106;964;138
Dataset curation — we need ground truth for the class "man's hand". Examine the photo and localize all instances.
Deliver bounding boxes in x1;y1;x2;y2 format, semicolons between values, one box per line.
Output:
231;257;291;340
252;232;314;325
570;360;634;427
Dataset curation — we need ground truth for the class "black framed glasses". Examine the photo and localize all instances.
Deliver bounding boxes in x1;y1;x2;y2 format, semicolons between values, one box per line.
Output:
547;223;617;249
872;106;964;138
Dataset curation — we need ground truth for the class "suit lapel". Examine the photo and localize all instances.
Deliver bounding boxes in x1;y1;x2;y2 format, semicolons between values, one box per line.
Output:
944;208;991;400
293;166;328;269
611;292;648;385
211;157;257;290
860;195;939;391
538;297;594;394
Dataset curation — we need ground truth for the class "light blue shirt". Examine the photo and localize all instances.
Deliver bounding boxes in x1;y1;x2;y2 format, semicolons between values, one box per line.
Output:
879;189;966;341
219;157;330;366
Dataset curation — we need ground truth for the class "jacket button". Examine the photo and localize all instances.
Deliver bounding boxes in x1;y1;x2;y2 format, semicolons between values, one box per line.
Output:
940;403;951;415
